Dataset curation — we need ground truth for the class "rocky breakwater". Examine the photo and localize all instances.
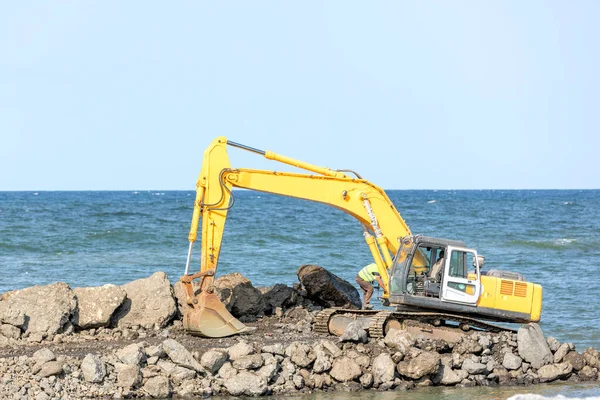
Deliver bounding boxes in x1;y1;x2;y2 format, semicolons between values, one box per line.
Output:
0;266;599;398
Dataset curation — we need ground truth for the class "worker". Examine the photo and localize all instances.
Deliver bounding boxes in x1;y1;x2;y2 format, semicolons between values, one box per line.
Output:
429;249;445;282
356;263;384;310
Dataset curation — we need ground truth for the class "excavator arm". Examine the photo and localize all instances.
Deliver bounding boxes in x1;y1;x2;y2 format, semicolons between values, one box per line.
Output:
181;136;415;337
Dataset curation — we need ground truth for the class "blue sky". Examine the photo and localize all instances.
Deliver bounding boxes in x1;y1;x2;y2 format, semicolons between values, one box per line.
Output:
1;1;598;190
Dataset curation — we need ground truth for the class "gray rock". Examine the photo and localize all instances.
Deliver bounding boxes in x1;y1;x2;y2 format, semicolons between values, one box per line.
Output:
296;264;361;309
81;354;106;383
116;363;141;388
116;343;146;365
340;320;369;343
157;360;196;380
214;273;265;318
225;370;267;396
113;272;177;329
546;336;560;352
228;340;255;360
329;356;362;382
461;358;487;375
232;354;263;370
162;338;204;373
397;351;441;380
262;343;285;356
38;361;63;377
563;351;585;371
554;343;570;363
453;337;483;355
360;372;374;388
257;362;279;382
372;353;395;385
0;282;76;337
313;355;332;374
434;364;469;385
145;344;165;358
285;342;314;368
200;349;228;374
73;284;127;329
143;375;171;398
384;329;415;353
537;362;573;382
33;348;56;365
582;347;600;369
503;352;523;370
318;340;342;358
0;323;21;339
218;361;238;379
578;365;598;381
517;323;553;369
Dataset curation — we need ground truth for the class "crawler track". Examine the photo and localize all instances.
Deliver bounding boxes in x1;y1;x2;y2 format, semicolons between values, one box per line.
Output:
315;308;516;338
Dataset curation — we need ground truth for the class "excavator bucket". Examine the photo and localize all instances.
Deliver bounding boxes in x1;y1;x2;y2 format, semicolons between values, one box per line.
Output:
182;290;257;338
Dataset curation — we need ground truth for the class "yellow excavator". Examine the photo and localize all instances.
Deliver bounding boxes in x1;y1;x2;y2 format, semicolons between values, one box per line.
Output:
180;137;543;338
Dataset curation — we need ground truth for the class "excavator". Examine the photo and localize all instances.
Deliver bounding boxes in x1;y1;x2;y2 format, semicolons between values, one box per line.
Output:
179;137;543;339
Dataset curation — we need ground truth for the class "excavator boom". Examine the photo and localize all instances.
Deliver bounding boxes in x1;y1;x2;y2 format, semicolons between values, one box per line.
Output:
180;137;415;337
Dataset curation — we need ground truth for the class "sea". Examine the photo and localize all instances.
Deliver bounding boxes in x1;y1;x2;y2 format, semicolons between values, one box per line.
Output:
1;189;599;399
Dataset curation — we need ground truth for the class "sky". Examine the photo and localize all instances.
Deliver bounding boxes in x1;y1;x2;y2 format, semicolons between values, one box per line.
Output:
1;1;599;190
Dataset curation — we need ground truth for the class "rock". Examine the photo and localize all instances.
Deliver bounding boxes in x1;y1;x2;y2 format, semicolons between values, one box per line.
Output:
156;360;195;380
116;364;141;388
384;329;415;353
213;273;265;318
162;339;204;373
582;347;600;369
261;343;285;356
73;284;127;329
517;323;553;369
0;323;21;339
372;353;396;385
200;349;228;374
296;264;361;309
33;348;56;365
319;340;342;358
313;354;332;373
37;361;63;377
232;354;263;370
330;356;362;382
462;358;487;375
228;340;255;360
563;351;585;371
225;370;267;396
112;272;177;329
0;282;76;337
116;343;146;365
143;376;171;398
578;365;598;381
340;320;369;343
257;362;279;382
145;344;165;358
553;343;570;363
537;362;573;382
293;374;305;389
81;354;106;383
259;284;295;311
546;336;560;352
503;352;523;371
285;342;314;368
360;372;374;388
453;337;483;355
397;351;441;380
434;364;469;385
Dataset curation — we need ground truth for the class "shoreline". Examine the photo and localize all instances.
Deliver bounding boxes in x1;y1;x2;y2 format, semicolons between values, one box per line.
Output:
1;271;599;398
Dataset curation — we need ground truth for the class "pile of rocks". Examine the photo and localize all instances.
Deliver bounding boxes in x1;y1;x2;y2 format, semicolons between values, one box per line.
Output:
1;320;599;398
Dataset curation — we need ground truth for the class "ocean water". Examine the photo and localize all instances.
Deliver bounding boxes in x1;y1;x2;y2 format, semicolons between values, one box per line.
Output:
1;189;599;398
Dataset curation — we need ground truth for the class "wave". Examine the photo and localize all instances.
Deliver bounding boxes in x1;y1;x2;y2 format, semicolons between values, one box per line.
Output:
427;200;437;204
507;238;580;250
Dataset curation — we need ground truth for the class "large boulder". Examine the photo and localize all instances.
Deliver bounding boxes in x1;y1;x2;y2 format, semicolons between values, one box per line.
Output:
434;364;469;385
372;353;396;385
0;282;76;338
517;323;553;369
384;329;415;353
225;371;267;396
537;362;573;382
297;265;361;309
73;284;127;329
396;351;441;380
112;272;177;329
213;273;265;318
329;356;362;382
258;284;295;311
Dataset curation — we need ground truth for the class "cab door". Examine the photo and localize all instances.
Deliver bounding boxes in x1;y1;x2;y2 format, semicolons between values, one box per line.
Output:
441;246;481;305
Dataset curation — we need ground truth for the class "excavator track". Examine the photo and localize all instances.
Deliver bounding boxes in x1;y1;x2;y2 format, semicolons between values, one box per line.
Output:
315;308;517;338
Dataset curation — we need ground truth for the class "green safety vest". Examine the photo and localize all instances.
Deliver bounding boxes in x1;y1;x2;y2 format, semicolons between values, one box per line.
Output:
359;263;380;282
